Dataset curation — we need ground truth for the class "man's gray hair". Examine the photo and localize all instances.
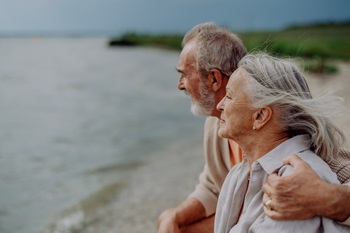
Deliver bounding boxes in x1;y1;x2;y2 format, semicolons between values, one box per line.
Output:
182;22;247;78
239;53;346;161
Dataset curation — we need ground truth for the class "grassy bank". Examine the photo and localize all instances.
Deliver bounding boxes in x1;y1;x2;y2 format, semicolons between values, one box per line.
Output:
109;22;350;73
109;33;184;50
241;24;350;60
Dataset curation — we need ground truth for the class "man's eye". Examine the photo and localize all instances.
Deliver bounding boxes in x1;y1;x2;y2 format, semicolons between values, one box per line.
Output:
182;73;192;79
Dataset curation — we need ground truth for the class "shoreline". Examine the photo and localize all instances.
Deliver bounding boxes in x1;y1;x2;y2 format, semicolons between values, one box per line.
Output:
75;134;205;233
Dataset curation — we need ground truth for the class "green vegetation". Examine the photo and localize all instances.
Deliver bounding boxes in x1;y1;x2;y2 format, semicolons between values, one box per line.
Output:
108;33;183;50
242;22;350;59
109;21;350;73
240;23;350;73
303;59;338;74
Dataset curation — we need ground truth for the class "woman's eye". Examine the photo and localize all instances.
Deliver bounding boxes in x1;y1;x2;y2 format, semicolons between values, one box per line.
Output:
226;95;232;100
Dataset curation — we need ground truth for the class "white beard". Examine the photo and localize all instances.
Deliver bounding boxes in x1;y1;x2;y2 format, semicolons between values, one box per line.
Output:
190;82;216;117
191;100;213;116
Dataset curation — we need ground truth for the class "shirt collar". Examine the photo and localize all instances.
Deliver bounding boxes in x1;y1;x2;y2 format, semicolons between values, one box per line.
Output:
257;135;310;174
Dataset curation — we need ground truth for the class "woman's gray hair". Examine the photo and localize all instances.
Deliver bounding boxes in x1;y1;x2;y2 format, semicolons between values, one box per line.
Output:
182;22;247;79
239;53;346;161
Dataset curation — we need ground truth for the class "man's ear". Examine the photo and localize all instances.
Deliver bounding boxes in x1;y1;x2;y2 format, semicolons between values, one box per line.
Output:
252;106;273;130
207;69;224;92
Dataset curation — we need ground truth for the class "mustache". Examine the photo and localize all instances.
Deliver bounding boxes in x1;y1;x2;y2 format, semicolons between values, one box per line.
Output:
183;90;191;96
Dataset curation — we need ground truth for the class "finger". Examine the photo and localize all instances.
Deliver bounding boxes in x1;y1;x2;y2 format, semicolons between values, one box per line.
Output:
266;172;280;184
282;154;303;166
263;198;273;211
263;197;287;220
264;172;282;197
262;192;270;203
283;154;315;175
262;183;273;198
264;208;285;220
265;172;281;186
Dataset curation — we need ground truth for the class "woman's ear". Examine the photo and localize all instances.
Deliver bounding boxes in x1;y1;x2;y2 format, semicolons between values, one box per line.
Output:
252;106;273;130
207;69;224;92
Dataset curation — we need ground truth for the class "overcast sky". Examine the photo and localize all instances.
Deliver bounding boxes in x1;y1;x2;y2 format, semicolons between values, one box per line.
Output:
0;0;349;35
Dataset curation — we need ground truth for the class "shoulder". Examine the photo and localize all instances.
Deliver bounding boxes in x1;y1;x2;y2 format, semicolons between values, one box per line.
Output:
278;150;339;184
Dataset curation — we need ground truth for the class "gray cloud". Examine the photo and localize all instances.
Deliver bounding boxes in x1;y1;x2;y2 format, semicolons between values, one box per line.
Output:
0;0;349;35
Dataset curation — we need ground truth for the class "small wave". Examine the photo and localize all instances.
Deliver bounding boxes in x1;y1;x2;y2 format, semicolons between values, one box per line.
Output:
45;208;85;233
86;161;142;175
42;182;125;233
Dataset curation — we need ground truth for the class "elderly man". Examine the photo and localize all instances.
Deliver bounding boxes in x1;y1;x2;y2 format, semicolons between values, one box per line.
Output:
157;22;350;233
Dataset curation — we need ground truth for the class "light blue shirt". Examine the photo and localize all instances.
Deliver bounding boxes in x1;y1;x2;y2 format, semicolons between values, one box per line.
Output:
215;135;350;233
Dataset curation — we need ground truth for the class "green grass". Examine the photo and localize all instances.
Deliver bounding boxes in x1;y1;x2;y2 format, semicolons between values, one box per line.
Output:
240;25;350;60
108;33;183;50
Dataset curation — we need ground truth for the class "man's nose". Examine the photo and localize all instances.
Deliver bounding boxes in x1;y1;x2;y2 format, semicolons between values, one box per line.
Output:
178;76;185;90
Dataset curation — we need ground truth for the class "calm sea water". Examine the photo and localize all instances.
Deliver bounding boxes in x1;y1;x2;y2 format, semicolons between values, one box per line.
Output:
0;38;204;233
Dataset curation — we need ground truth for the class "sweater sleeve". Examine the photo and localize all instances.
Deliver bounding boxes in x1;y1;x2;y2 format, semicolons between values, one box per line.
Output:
338;182;350;226
188;117;231;216
327;148;350;184
324;148;350;226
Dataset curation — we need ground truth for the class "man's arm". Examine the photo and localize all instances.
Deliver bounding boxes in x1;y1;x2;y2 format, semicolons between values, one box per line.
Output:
262;154;350;222
157;197;207;233
158;117;230;233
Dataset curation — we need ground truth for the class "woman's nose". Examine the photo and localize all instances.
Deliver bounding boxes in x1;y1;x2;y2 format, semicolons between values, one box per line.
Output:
217;98;224;111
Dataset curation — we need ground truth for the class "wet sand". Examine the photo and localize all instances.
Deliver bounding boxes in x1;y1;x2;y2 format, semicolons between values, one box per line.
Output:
82;138;205;233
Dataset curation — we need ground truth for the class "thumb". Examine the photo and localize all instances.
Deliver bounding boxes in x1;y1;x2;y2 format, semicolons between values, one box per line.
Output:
282;154;303;166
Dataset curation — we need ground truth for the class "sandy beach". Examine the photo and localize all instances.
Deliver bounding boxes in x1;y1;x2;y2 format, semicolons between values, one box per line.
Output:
82;61;350;233
80;137;205;233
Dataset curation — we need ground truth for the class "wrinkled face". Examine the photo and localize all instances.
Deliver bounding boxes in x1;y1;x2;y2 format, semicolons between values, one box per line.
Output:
217;68;256;141
177;41;215;116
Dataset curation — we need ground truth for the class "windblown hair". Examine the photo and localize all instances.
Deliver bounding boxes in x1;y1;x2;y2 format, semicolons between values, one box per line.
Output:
238;53;346;161
182;22;247;79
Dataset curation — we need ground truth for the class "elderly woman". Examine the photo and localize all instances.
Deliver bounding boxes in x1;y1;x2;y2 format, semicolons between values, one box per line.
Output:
214;53;349;232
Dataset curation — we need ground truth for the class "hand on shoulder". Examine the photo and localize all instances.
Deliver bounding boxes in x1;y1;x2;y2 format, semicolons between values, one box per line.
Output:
262;154;325;220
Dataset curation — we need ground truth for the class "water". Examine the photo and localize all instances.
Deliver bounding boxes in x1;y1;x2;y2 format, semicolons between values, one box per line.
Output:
0;38;204;233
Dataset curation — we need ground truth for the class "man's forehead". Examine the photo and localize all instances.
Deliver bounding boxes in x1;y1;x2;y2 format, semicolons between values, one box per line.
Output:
179;41;196;60
182;40;197;53
178;51;196;71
